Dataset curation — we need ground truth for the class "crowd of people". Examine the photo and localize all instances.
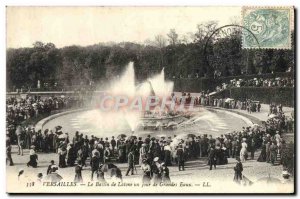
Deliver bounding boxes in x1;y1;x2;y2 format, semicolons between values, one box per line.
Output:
6;95;80;144
6;92;294;185
214;76;294;92
230;76;294;88
7;112;289;183
174;91;294;136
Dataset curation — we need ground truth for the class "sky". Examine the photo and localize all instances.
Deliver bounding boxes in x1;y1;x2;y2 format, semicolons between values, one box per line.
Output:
6;6;241;48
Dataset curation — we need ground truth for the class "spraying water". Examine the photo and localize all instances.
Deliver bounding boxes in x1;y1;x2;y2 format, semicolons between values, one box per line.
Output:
148;68;174;97
88;62;174;133
111;62;136;97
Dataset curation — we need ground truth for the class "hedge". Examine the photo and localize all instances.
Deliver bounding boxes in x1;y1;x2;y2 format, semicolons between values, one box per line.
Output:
229;87;294;107
281;141;295;176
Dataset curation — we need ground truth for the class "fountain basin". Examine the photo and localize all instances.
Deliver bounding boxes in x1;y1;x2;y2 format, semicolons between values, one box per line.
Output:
138;114;187;130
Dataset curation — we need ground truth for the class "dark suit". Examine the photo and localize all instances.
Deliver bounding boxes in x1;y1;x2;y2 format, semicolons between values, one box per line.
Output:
176;148;185;171
208;149;216;170
111;139;116;155
126;152;135;175
234;162;243;183
91;156;100;180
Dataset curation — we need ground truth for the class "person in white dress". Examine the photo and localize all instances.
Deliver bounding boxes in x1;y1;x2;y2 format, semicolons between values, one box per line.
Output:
240;139;248;162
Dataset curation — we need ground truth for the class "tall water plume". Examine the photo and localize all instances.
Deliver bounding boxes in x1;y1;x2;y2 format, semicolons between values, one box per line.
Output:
91;62;174;133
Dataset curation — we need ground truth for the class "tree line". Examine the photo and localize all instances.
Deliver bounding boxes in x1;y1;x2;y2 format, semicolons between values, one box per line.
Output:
6;21;294;91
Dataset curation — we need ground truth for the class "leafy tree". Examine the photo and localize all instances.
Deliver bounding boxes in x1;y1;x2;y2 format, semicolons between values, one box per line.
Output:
6;28;294;91
167;29;179;46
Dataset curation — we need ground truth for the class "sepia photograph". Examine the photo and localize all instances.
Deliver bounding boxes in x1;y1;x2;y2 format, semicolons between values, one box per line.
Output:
5;6;295;194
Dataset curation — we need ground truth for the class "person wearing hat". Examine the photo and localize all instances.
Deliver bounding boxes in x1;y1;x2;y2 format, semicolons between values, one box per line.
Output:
235;137;242;158
147;138;156;161
47;160;56;175
42;129;49;153
91;151;101;181
139;143;147;165
104;137;109;147
74;161;83;183
27;145;38;168
58;144;67;168
240;139;248;162
118;140;126;163
84;135;89;144
159;141;165;161
161;162;171;184
125;151;135;176
99;138;105;146
80;141;89;167
233;157;243;184
141;159;151;185
111;136;116;156
103;145;111;163
48;130;55;152
67;143;76;167
137;137;143;149
153;139;162;162
176;144;185;171
208;147;216;170
144;136;150;145
200;135;208;157
269;142;278;166
88;135;95;147
164;142;172;166
151;157;162;184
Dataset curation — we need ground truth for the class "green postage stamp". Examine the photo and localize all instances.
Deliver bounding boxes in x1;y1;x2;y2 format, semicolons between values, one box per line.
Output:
242;7;294;49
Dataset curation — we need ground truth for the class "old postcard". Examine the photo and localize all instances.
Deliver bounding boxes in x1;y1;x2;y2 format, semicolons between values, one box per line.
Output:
6;6;295;194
